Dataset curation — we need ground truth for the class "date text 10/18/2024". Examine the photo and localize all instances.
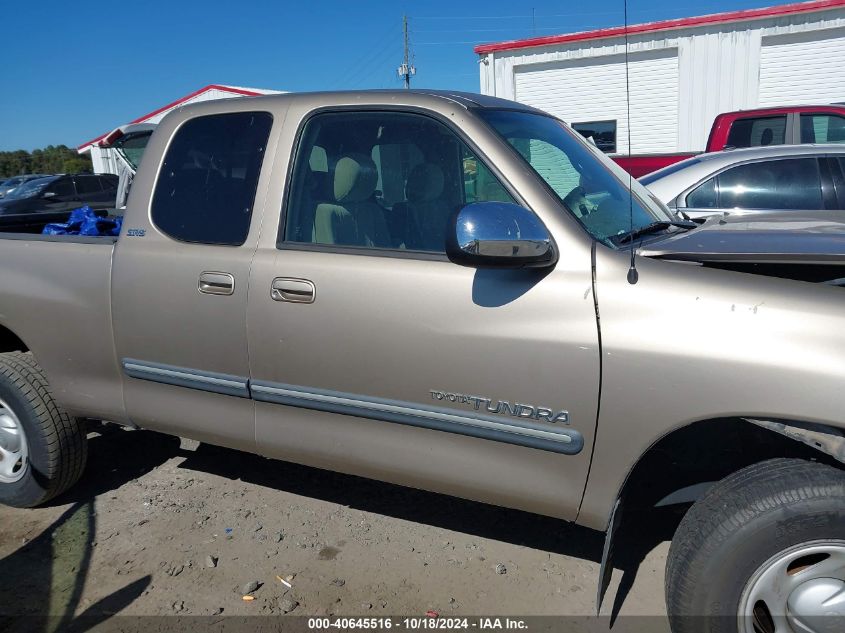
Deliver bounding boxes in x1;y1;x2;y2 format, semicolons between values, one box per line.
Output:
308;617;530;630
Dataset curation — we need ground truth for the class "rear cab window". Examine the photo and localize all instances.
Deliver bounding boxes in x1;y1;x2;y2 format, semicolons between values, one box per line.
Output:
726;116;787;148
151;111;273;245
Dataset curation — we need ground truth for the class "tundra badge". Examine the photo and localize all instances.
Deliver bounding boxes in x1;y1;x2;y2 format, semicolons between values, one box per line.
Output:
429;390;570;425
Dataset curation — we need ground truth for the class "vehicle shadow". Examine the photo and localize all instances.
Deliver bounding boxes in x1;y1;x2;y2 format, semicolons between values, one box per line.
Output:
4;425;679;626
44;423;182;507
0;499;151;633
178;441;683;622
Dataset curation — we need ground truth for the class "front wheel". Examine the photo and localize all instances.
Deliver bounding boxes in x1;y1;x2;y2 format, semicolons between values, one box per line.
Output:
0;352;87;507
665;458;845;633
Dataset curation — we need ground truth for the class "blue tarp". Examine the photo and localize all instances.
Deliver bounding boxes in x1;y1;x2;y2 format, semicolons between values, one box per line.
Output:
42;206;122;237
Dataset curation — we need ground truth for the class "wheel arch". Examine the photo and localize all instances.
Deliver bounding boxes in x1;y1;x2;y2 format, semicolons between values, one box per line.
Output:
0;324;29;353
594;416;845;613
614;416;845;515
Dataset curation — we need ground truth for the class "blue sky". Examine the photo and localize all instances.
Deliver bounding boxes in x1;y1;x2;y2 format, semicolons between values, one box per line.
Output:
0;0;778;151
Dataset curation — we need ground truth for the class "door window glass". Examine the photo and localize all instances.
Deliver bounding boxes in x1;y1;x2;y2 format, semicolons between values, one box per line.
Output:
75;176;102;194
716;158;822;210
151;111;273;245
46;178;75;197
726;116;787;148
99;175;118;191
282;111;515;253
686;177;718;209
800;114;845;144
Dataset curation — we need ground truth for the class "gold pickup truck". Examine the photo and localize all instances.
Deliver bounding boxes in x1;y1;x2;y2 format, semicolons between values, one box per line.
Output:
0;91;843;633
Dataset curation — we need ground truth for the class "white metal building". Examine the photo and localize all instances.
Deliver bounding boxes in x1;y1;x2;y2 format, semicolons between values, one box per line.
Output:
78;84;284;174
476;0;845;154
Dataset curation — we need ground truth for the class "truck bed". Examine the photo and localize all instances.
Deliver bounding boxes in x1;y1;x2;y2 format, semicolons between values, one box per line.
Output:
0;235;125;422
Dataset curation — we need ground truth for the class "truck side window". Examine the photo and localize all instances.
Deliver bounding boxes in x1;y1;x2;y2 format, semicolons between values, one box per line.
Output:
151;111;273;246
800;114;845;144
716;158;823;210
725;116;786;149
282;111;514;253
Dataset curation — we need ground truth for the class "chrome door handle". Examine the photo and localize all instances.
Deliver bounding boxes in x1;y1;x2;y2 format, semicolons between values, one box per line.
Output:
271;278;315;303
198;272;235;296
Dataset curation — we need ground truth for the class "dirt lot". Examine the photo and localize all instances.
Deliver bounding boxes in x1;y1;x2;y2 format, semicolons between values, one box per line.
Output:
0;424;672;632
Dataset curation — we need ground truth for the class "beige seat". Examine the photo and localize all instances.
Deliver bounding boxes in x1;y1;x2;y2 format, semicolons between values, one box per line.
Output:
313;153;390;247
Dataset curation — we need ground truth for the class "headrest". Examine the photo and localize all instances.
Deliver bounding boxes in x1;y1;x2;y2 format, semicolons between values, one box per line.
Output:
406;163;445;203
334;154;378;203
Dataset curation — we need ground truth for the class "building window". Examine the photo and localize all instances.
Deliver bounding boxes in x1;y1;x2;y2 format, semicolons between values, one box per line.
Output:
572;121;617;153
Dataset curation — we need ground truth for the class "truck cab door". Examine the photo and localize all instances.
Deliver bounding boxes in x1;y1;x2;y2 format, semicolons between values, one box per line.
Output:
111;109;275;450
247;107;599;520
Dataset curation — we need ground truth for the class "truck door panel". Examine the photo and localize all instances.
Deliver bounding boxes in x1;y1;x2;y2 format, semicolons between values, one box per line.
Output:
112;109;276;450
247;108;599;520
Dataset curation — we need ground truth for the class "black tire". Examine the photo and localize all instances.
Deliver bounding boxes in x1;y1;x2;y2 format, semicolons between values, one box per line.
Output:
0;351;87;507
665;458;845;633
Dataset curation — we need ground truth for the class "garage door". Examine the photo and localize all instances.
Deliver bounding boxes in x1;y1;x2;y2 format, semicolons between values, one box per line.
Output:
514;49;679;154
759;29;845;106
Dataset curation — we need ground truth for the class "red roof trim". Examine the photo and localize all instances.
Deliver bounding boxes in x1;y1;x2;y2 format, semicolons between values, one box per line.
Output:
78;84;263;150
474;0;845;54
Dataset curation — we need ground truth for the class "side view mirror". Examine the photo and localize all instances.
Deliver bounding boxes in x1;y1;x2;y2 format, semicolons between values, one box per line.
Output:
41;191;56;199
446;202;557;269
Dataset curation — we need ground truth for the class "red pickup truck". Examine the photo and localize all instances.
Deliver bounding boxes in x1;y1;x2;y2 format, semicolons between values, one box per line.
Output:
612;104;845;177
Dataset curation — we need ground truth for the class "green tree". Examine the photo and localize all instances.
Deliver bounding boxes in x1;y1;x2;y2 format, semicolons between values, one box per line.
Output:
0;146;92;179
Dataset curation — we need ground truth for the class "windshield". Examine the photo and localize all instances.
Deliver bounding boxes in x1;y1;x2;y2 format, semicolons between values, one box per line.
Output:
113;131;152;170
5;177;52;200
477;110;675;246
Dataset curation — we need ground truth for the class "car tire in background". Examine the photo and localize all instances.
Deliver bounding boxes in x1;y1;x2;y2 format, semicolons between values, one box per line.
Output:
665;457;845;633
0;351;87;507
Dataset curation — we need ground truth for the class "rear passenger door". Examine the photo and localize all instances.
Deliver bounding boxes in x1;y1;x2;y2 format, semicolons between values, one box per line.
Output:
112;110;274;449
247;109;598;520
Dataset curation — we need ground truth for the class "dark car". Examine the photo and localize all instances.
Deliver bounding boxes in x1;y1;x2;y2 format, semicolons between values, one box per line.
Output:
0;174;50;198
0;174;118;232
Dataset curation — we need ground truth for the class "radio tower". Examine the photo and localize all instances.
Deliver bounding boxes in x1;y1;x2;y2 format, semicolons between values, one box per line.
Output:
397;15;416;89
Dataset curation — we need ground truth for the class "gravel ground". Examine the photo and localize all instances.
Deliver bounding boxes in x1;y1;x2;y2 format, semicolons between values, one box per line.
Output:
0;424;671;632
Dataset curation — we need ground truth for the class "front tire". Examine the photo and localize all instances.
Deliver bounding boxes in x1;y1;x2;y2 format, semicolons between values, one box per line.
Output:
0;352;87;507
665;458;845;633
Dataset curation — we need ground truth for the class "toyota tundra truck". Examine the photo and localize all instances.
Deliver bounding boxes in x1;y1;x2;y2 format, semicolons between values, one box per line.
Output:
0;91;843;633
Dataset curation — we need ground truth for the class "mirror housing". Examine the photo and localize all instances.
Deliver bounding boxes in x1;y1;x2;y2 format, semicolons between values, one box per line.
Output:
446;202;557;269
41;191;56;199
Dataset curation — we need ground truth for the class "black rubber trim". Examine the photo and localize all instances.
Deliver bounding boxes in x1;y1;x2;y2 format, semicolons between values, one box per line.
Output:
121;358;250;398
120;359;583;454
